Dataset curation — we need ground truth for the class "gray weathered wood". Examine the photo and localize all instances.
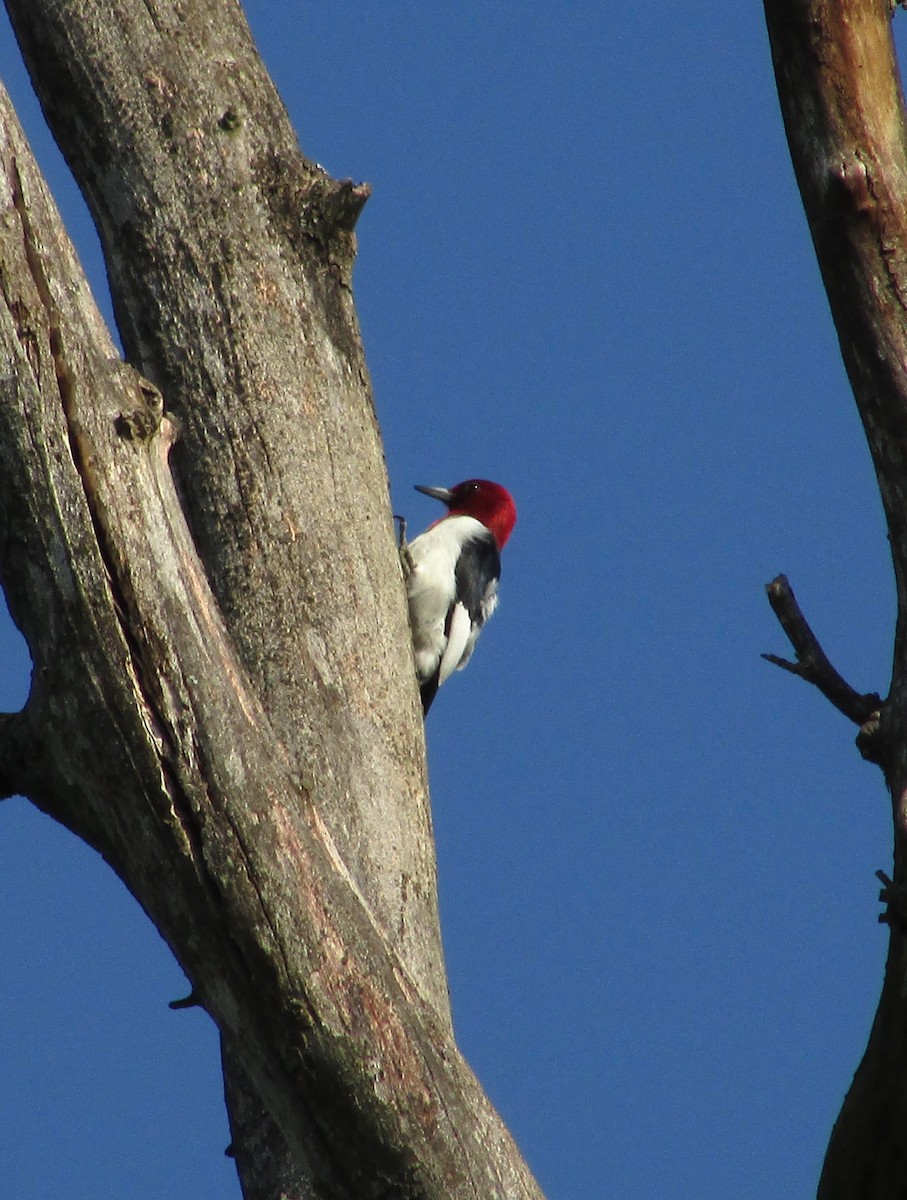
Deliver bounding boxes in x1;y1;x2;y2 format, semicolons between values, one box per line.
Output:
0;1;545;1195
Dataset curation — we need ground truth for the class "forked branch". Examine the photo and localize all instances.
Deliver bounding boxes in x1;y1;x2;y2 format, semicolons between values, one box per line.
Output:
762;574;881;725
0;0;545;1195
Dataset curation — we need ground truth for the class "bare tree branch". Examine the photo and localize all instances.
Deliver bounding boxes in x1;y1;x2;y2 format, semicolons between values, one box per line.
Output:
763;0;907;1195
2;0;444;1013
0;1;545;1196
762;574;881;725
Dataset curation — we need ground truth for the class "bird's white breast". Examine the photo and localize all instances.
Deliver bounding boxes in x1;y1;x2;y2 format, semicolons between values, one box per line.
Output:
406;516;489;682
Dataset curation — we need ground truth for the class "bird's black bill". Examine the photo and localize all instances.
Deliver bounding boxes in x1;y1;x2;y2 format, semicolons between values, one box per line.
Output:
414;484;454;504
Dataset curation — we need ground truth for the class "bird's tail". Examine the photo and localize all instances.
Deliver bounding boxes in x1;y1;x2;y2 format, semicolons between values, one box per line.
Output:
420;675;440;716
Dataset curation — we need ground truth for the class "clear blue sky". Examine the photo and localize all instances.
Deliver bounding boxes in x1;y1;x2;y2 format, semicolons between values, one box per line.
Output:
0;4;899;1197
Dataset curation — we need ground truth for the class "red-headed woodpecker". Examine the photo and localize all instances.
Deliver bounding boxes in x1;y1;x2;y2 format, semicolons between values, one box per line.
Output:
402;479;517;714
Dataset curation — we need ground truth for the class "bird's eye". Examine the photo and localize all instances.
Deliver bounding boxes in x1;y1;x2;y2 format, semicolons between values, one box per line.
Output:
468;482;479;492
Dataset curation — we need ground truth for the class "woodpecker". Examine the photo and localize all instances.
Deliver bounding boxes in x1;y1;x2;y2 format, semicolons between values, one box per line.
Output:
402;479;517;714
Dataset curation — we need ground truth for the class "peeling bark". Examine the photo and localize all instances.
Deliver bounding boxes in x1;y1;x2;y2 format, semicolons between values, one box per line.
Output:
0;2;544;1196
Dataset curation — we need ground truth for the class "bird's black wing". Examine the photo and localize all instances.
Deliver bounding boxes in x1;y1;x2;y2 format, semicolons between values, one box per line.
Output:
421;531;500;716
454;531;501;625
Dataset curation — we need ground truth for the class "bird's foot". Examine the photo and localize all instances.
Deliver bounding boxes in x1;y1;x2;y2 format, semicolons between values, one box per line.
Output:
394;515;414;577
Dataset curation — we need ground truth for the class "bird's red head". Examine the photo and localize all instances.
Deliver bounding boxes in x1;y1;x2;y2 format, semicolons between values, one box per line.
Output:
415;479;517;548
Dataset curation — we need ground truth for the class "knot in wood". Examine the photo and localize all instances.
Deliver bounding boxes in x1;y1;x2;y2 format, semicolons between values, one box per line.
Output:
828;152;875;216
115;373;165;443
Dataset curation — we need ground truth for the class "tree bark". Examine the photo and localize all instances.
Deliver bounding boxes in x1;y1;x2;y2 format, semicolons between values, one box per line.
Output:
763;0;907;1195
0;2;544;1196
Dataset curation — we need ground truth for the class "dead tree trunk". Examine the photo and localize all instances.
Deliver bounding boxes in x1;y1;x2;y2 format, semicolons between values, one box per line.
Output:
763;0;907;1195
0;1;544;1196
